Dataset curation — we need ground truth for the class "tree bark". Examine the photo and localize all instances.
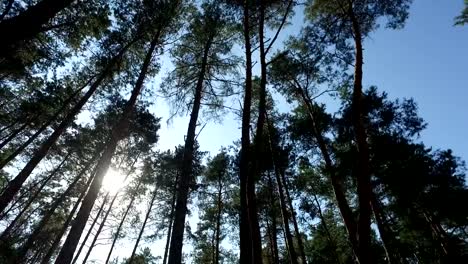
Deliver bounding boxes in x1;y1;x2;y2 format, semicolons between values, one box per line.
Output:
214;174;222;264
105;177;143;264
54;33;158;264
0;153;71;241
15;160;93;262
0;77;92;170
349;7;372;264
239;1;254;263
167;33;212;264
0;121;28;150
81;158;138;264
267;171;280;264
281;170;307;264
0;39;136;213
128;186;158;264
0;0;75;56
295;87;360;257
162;180;177;264
71;194;108;264
41;170;95;264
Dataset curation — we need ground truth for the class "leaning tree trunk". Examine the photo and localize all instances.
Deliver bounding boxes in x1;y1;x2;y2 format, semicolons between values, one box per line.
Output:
71;195;108;264
15;160;93;262
41;170;95;264
167;35;212;264
81;158;138;264
0;78;92;170
54;34;159;264
0;153;70;241
105;178;143;264
268;150;299;264
214;176;223;264
296;87;360;257
128;186;158;263
239;1;255;263
162;173;179;264
0;121;29;150
349;7;372;264
267;172;280;264
281;170;307;264
0;0;75;56
0;39;137;214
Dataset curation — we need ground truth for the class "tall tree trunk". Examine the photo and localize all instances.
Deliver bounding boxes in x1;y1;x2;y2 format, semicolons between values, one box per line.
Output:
0;121;29;150
0;77;92;170
162;174;179;264
0;40;136;213
105;177;143;264
295;87;359;257
0;153;71;240
0;0;74;55
15;160;93;262
71;195;109;264
265;116;298;264
81;158;138;264
281;170;307;264
128;186;158;264
214;176;222;264
167;34;212;264
371;192;399;264
41;170;96;264
239;1;254;263
54;34;158;264
267;171;280;264
349;7;372;264
269;163;299;264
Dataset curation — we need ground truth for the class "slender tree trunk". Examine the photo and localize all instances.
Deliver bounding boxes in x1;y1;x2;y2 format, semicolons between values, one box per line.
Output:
239;1;254;263
265;115;299;264
15;160;93;262
0;121;28;150
162;175;179;264
308;182;342;264
167;34;212;264
105;180;142;264
349;7;372;264
0;40;136;213
0;119;19;138
54;35;158;264
267;171;280;264
0;77;92;170
371;192;399;264
0;153;71;240
71;195;109;264
0;0;74;55
81;158;138;264
244;1;267;262
41;170;96;264
296;88;360;256
281;170;307;264
270;165;299;264
128;186;158;263
214;177;222;264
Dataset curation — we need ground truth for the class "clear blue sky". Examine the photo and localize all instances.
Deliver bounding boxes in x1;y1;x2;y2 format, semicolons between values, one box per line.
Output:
363;0;468;162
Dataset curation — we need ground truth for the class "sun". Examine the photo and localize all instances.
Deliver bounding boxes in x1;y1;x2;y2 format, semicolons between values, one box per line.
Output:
102;167;126;195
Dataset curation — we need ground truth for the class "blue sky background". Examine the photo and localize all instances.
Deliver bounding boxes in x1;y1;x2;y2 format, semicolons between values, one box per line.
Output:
84;0;468;262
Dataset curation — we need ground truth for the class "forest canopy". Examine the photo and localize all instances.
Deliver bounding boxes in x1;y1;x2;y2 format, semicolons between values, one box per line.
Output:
0;0;467;264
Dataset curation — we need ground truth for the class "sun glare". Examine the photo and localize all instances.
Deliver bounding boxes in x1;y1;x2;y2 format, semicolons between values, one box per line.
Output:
102;168;126;195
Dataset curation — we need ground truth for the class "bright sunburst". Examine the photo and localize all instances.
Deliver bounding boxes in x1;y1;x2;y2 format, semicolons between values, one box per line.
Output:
102;167;126;195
